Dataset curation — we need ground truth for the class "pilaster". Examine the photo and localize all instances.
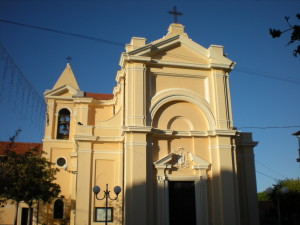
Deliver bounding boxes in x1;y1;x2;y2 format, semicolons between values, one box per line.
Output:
75;142;93;225
210;138;240;225
125;62;147;126
124;132;151;225
212;72;232;130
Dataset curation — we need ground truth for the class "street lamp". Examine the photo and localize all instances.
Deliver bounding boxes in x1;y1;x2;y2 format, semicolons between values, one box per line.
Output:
266;186;288;225
92;184;121;225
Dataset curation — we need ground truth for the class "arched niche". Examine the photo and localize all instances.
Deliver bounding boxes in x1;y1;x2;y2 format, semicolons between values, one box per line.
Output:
150;90;215;131
152;100;209;131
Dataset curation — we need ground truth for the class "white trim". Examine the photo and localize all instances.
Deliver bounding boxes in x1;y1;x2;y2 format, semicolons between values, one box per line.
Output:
93;151;123;155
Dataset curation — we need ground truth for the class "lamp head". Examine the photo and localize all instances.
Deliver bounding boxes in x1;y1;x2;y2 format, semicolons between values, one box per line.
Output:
265;187;273;195
93;186;100;195
114;186;121;195
281;187;288;194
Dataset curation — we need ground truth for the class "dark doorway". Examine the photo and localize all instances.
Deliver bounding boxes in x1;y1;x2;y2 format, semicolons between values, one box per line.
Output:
169;181;196;225
21;208;32;225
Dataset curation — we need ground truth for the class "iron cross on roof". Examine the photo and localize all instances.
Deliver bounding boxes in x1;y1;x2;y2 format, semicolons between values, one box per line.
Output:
168;6;183;24
66;56;72;64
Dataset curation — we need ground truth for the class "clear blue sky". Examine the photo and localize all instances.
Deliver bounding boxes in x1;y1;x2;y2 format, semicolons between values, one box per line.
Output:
0;0;299;192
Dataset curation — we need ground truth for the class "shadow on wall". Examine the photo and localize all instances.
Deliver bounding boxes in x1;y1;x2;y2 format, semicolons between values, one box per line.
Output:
37;196;75;225
122;168;259;225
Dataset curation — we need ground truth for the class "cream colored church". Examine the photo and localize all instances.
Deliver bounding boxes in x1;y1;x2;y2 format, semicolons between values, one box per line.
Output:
1;23;260;225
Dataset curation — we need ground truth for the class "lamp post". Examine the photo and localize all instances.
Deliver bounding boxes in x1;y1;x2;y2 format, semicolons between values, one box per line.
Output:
92;184;121;225
266;186;288;225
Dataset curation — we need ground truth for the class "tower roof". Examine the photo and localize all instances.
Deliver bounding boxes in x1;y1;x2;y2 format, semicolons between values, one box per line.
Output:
53;63;80;90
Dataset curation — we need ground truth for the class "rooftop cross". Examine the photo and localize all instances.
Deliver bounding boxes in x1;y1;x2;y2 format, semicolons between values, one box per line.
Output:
168;6;183;24
66;56;72;64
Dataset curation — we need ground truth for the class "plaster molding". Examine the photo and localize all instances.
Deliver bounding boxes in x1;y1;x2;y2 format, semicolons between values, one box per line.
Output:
73;98;93;104
129;35;180;56
150;71;207;79
153;149;211;172
151;128;209;137
97;136;124;142
44;84;79;98
213;73;228;78
189;153;211;170
210;145;233;150
69;152;78;157
77;149;93;153
119;53;151;67
74;135;97;141
149;59;210;70
125;142;150;147
150;90;215;130
42;139;74;144
93;151;123;155
167;176;201;181
212;129;237;136
122;126;152;133
126;66;147;72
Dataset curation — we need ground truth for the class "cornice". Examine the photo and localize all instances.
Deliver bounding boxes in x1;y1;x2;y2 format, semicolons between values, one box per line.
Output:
212;129;237;136
128;35;180;56
151;128;237;137
119;53;151;67
74;135;97;141
42;139;75;144
149;59;210;70
122;126;152;133
73;98;93;104
97;136;124;142
150;71;207;79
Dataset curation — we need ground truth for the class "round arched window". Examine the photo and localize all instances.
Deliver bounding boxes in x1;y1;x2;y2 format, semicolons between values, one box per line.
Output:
53;199;64;219
57;108;70;140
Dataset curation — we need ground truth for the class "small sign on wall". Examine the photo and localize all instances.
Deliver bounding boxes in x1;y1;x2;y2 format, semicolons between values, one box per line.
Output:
94;207;113;222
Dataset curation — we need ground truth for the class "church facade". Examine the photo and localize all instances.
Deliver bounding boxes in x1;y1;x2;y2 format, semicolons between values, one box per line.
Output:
1;23;259;225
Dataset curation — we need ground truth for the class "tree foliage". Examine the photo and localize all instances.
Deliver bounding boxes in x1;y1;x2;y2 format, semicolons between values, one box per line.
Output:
266;178;300;225
0;130;61;225
257;190;270;201
269;13;300;57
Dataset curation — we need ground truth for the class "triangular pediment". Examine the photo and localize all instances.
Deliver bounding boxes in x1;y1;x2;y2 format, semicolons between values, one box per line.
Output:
153;148;211;170
150;43;211;65
126;24;233;68
44;84;82;98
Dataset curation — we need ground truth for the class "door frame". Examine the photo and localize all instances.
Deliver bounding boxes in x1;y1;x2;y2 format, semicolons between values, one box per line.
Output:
156;175;209;225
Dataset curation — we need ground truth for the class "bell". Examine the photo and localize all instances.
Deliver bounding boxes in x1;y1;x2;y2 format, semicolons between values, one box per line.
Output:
60;116;68;125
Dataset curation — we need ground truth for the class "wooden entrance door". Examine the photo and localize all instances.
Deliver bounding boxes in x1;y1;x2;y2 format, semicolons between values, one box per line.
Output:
169;181;196;225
